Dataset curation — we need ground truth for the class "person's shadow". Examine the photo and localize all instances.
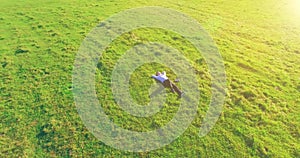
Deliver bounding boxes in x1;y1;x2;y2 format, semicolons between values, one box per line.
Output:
149;81;165;98
149;78;181;98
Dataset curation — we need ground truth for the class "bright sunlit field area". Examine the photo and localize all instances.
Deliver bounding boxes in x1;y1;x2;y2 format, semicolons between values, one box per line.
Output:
1;0;299;157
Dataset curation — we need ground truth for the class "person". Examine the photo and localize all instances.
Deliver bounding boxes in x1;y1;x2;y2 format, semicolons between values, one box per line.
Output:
151;71;184;97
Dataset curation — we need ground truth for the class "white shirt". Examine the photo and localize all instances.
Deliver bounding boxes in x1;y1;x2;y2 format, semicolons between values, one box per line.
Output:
152;71;168;83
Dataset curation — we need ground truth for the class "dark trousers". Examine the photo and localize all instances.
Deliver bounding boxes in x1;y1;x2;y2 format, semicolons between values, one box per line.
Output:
162;79;182;96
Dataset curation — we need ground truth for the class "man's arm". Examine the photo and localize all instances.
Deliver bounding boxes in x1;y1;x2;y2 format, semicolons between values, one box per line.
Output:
151;75;161;83
151;75;158;79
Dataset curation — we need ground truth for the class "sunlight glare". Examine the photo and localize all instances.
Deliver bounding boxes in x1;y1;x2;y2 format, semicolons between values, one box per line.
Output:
290;0;300;16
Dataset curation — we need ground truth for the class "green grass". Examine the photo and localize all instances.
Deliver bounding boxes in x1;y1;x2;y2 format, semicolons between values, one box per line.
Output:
1;0;300;157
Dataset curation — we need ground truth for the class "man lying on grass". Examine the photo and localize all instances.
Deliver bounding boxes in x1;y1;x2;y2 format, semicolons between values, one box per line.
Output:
151;71;184;98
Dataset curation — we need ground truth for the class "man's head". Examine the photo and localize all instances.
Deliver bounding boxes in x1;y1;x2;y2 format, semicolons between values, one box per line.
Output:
156;71;161;76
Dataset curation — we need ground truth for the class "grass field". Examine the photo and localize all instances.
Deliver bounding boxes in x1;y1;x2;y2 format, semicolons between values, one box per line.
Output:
1;0;300;157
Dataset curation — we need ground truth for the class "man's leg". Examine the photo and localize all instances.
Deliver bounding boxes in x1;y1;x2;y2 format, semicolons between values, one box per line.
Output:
170;82;182;96
162;80;174;92
163;80;182;96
